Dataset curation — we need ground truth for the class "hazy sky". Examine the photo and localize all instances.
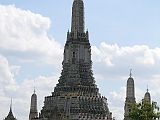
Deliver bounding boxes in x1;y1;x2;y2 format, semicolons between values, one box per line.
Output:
0;0;160;120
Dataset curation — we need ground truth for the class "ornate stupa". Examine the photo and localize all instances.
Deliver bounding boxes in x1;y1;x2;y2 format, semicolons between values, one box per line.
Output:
29;89;38;120
124;70;136;120
36;0;112;119
4;100;17;120
143;87;151;103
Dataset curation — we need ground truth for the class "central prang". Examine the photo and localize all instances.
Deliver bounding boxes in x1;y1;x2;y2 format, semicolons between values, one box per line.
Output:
31;0;113;120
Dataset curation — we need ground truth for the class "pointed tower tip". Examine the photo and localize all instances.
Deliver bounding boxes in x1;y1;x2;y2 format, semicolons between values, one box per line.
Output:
9;98;13;114
10;98;12;110
34;87;36;94
33;79;36;94
147;85;149;92
71;0;85;33
129;69;132;78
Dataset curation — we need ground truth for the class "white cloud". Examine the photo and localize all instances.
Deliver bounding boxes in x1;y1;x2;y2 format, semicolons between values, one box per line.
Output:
15;75;59;119
92;42;160;120
92;42;160;80
0;54;16;86
108;87;125;120
0;5;63;65
0;54;59;120
110;106;123;120
92;42;160;66
0;4;62;119
0;54;18;119
109;87;125;103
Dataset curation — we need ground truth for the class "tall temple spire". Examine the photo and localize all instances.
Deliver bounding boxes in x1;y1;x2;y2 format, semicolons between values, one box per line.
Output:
147;85;149;92
4;99;17;120
34;79;36;94
126;69;135;98
34;87;36;94
39;0;112;119
7;98;13;116
29;89;38;120
143;86;151;103
124;70;136;120
10;98;12;113
129;69;132;78
71;0;84;33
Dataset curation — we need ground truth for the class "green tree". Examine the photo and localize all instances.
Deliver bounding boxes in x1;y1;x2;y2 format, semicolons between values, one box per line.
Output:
129;100;160;120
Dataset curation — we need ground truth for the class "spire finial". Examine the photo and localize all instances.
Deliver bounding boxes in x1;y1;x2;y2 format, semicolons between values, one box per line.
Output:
34;79;36;94
147;85;149;92
129;69;132;77
34;87;36;94
10;98;12;112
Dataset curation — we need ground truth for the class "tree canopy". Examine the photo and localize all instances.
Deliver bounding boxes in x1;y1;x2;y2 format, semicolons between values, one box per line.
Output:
129;100;160;120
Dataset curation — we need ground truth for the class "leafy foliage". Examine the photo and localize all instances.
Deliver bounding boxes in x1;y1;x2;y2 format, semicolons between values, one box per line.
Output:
129;100;160;120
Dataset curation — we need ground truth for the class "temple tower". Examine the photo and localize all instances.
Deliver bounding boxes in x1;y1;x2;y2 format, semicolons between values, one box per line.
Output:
143;88;151;103
59;0;94;87
124;70;136;120
29;89;38;120
71;0;84;34
4;99;17;120
39;0;112;120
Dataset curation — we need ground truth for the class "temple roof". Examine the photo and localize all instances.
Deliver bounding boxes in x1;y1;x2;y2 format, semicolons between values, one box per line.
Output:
4;107;17;120
4;99;17;120
144;88;151;103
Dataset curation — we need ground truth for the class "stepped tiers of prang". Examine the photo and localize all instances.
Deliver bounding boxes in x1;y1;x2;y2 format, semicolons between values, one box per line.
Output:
29;0;113;120
2;0;155;120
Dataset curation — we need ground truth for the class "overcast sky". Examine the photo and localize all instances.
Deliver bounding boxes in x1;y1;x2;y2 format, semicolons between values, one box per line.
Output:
0;0;160;120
